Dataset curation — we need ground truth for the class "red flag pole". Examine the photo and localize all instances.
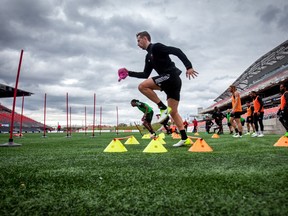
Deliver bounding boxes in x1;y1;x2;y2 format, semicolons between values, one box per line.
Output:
116;106;119;135
92;93;96;138
70;106;72;137
2;49;24;147
43;93;47;137
99;106;102;135
66;93;70;138
84;106;87;135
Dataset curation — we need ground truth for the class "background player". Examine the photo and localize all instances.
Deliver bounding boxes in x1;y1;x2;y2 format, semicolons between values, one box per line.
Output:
131;99;156;138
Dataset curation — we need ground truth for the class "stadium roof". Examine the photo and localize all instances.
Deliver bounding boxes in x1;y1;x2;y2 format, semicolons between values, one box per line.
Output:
215;39;288;102
201;39;288;114
0;83;33;98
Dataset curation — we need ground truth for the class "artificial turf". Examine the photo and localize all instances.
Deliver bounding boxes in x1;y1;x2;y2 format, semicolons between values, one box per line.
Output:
0;132;287;215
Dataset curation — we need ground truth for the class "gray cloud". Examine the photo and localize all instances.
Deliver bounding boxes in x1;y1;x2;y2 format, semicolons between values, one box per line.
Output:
0;0;287;126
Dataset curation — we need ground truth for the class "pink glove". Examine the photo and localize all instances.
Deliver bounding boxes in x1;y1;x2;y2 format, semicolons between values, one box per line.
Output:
118;68;128;82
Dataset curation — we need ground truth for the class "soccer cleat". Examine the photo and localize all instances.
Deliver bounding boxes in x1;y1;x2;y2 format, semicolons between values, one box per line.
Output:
173;139;186;147
150;133;157;139
233;134;242;138
251;132;258;137
244;132;250;135
257;133;264;137
232;133;239;137
158;107;172;123
184;138;192;145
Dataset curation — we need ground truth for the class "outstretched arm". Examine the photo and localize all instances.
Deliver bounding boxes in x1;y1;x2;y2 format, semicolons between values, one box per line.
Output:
156;43;198;79
186;68;198;80
128;56;153;79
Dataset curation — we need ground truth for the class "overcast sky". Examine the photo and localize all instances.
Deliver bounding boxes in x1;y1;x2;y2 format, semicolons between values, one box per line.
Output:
0;0;287;127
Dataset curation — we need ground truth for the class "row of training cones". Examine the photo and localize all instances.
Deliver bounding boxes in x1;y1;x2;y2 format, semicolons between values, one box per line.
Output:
104;135;213;153
195;132;288;147
171;132;200;139
143;132;200;140
103;135;140;152
209;133;288;147
103;136;167;153
141;132;166;139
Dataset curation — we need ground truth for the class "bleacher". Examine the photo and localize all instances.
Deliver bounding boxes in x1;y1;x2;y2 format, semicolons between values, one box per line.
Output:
202;40;288;115
0;104;48;133
199;40;288;134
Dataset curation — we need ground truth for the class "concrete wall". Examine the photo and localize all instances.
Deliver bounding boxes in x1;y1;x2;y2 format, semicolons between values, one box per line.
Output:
262;118;286;134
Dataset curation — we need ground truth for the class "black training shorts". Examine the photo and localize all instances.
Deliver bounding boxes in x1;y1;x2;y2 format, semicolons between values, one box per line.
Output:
246;116;253;123
230;112;242;119
152;73;182;101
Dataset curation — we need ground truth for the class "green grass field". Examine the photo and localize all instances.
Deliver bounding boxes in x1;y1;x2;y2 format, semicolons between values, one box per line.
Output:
0;132;287;215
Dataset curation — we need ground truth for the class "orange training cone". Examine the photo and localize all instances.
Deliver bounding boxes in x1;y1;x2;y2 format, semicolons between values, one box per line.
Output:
188;138;213;152
143;138;167;153
212;133;220;138
172;133;181;139
125;136;140;144
104;139;128;152
274;136;288;147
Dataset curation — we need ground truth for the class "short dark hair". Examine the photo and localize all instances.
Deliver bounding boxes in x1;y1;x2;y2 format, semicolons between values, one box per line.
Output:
136;31;151;42
131;99;139;103
229;85;236;91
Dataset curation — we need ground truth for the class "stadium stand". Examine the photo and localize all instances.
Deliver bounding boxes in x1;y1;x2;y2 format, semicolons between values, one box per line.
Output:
0;83;32;98
0;84;51;133
201;40;288;134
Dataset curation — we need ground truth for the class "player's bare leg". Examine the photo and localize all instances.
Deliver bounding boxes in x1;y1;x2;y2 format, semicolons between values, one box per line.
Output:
143;120;156;137
138;78;171;122
167;98;188;147
167;99;183;131
138;78;161;104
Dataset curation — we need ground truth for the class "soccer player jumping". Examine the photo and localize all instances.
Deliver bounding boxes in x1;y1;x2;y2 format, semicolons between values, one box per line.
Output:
118;31;198;147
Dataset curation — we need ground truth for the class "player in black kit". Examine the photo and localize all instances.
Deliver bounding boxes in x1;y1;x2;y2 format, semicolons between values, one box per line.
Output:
123;31;198;147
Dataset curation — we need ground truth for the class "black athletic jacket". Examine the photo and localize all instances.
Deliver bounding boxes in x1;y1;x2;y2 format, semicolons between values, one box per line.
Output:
128;43;193;78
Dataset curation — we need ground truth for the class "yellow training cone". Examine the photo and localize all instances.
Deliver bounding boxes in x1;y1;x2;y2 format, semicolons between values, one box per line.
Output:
194;132;199;136
155;136;166;144
274;136;288;147
104;139;128;152
142;133;151;139
143;138;167;153
125;136;140;144
188;138;213;152
159;132;165;139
